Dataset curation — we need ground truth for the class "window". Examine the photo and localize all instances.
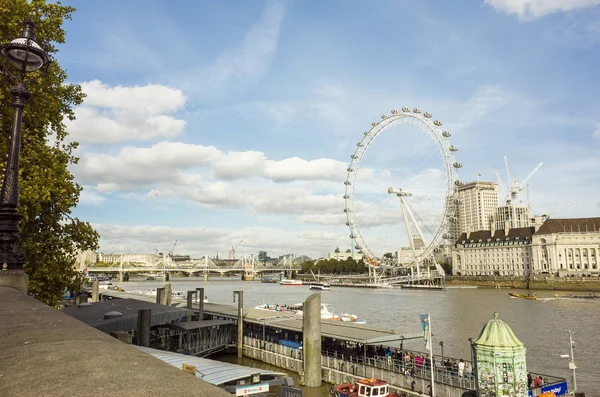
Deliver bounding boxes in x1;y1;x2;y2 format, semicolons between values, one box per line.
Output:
360;386;365;395
372;387;378;396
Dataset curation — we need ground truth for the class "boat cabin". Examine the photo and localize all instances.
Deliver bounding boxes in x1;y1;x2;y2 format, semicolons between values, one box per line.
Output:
357;379;390;397
334;378;394;397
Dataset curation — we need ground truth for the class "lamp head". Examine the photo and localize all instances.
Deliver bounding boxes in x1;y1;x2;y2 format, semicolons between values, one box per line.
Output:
1;18;49;73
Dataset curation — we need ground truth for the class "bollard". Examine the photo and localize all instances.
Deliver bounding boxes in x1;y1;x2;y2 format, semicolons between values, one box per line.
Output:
186;291;195;322
91;280;99;302
163;283;172;306
156;287;165;305
196;287;204;320
233;290;244;359
302;292;322;387
137;309;151;347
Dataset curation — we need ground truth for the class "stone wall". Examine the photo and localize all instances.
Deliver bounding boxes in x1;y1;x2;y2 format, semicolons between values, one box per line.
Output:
446;276;600;291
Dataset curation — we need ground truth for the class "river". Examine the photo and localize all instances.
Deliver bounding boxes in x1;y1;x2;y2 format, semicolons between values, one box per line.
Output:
112;276;599;395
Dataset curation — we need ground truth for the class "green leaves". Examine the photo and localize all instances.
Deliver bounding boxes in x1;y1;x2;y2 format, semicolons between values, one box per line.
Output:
1;0;98;307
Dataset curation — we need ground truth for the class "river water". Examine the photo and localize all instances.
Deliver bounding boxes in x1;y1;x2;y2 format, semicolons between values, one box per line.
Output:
113;276;599;395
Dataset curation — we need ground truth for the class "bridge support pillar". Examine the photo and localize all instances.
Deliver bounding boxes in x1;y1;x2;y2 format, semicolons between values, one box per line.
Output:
162;273;169;282
119;273;124;283
91;280;99;303
203;273;208;281
302;292;322;387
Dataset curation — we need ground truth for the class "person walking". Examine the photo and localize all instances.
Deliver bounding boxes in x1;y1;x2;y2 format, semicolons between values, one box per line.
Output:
458;359;465;379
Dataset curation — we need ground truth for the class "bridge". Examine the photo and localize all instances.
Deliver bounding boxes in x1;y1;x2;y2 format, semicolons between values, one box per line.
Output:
84;254;301;281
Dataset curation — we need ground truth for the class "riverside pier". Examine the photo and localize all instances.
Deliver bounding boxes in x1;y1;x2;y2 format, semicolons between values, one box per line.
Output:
93;287;570;397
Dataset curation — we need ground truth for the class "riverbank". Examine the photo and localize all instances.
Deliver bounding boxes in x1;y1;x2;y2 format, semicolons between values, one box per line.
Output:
446;276;600;291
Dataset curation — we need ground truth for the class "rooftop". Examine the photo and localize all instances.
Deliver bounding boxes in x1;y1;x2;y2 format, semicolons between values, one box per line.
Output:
536;217;600;235
63;298;192;333
136;346;287;386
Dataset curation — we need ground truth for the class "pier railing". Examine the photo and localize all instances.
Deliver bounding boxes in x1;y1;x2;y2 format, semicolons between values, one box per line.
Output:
243;336;473;397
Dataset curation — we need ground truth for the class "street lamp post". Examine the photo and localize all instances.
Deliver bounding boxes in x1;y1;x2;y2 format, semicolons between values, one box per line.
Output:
439;341;445;366
0;18;49;291
561;331;577;394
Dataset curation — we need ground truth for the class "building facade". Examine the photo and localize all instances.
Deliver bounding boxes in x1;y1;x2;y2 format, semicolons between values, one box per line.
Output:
492;205;532;231
531;218;600;276
452;217;600;277
452;227;534;276
454;181;499;239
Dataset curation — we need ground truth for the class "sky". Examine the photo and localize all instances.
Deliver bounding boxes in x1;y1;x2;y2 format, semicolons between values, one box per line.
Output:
53;0;600;259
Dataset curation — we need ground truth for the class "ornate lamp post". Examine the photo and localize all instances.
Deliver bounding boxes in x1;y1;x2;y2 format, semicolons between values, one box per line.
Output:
0;18;49;290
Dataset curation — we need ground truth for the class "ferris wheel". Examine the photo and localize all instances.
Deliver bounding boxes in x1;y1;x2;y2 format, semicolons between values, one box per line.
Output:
343;107;461;268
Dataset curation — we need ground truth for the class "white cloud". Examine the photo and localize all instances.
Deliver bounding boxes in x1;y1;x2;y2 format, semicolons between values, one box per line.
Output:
66;80;186;144
94;223;347;259
73;141;348;189
78;188;107;206
484;0;600;20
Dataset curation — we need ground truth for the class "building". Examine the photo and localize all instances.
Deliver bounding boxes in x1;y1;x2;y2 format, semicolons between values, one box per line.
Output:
452;227;534;276
452;216;600;277
454;181;499;239
326;248;364;261
96;253;159;266
531;217;600;276
492;204;532;231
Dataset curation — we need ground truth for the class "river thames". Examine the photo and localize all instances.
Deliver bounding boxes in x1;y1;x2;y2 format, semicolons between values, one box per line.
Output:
114;276;599;395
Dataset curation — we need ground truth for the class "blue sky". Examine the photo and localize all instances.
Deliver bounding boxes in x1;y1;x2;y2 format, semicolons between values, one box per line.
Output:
55;0;600;258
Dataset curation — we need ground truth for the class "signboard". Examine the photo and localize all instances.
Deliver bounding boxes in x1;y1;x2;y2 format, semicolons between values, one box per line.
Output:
527;381;568;397
235;383;270;396
182;363;196;375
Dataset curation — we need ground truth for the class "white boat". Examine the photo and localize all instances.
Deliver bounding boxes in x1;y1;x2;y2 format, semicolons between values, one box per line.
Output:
280;279;303;286
254;302;366;323
310;283;331;291
171;291;209;303
340;313;367;324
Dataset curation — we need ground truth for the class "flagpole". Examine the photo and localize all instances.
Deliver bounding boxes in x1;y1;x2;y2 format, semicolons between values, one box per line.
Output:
429;314;435;397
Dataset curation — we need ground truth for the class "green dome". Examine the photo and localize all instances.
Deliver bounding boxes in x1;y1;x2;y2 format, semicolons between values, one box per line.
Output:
474;312;524;348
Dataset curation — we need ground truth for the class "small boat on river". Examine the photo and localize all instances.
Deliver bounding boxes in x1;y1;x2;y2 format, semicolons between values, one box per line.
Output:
280;279;303;286
332;378;397;397
509;293;538;300
254;302;366;323
310;283;331;291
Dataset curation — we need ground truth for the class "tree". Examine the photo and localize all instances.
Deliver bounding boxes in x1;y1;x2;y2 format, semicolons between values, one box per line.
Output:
1;0;99;306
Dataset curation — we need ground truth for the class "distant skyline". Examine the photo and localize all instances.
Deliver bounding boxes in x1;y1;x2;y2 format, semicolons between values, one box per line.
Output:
57;0;600;257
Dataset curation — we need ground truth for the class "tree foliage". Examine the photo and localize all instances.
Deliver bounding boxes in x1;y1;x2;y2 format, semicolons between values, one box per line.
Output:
299;257;367;275
0;0;98;306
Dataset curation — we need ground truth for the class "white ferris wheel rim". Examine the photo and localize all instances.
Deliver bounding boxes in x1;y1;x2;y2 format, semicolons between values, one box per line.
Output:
343;108;461;265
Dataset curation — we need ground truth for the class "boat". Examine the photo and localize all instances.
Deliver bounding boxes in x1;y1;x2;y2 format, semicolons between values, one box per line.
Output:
171;291;209;303
509;293;538;300
280;279;303;286
332;378;398;397
340;313;367;324
255;302;366;323
146;275;156;281
310;283;331;291
261;276;279;283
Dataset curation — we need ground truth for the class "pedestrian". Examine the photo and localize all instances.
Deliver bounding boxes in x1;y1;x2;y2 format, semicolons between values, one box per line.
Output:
458;359;465;378
465;361;472;379
527;372;533;389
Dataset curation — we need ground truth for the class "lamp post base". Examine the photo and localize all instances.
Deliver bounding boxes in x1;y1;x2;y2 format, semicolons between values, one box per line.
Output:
0;269;28;293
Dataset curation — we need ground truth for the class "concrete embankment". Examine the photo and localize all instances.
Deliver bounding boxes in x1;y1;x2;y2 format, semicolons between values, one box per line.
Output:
0;286;229;397
446;276;600;292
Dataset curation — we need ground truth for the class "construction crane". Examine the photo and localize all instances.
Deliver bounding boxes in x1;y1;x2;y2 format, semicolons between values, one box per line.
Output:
501;156;543;207
228;239;244;260
169;240;177;257
543;200;583;219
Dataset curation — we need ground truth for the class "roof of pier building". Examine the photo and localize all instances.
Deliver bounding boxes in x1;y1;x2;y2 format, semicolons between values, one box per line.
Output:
63;298;193;333
136;346;288;386
474;312;524;349
535;217;600;235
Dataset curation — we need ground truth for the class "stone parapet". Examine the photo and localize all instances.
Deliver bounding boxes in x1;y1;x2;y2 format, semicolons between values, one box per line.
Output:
0;286;229;396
